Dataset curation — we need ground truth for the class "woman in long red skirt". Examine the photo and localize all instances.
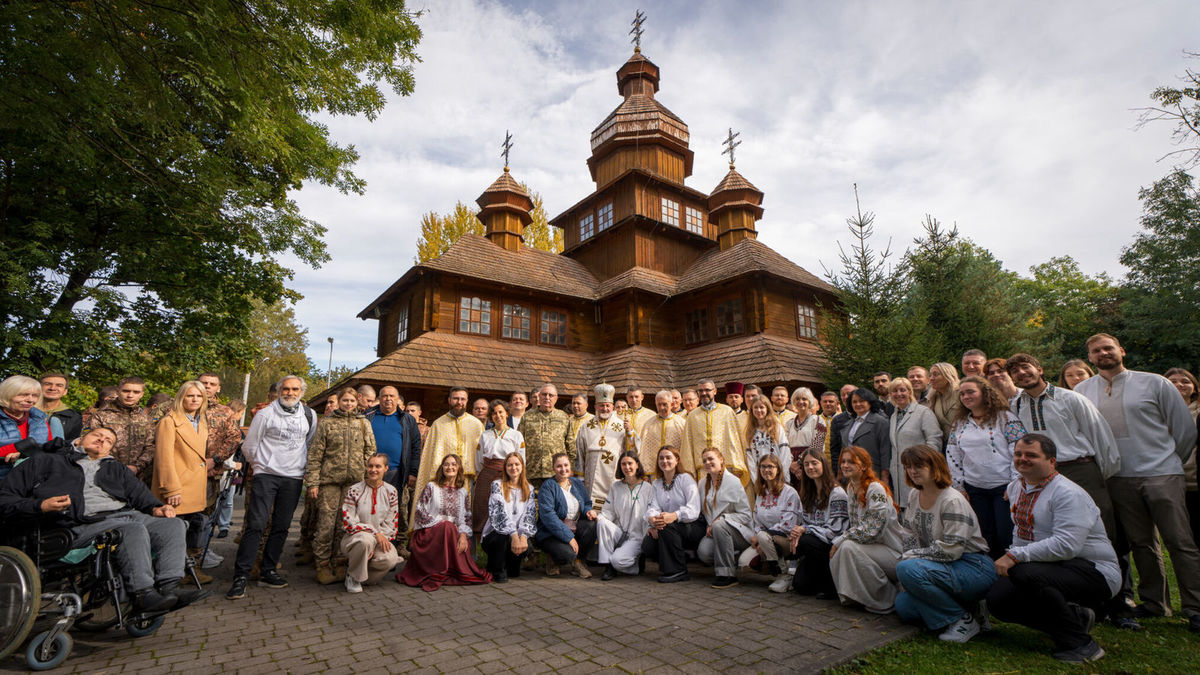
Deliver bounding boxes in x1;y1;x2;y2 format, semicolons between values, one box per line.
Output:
398;454;492;591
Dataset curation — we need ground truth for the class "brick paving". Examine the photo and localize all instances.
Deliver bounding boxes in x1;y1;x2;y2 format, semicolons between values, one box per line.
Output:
6;503;914;674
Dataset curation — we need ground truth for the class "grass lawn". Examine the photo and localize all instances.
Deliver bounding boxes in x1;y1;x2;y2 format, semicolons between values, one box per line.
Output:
831;547;1198;674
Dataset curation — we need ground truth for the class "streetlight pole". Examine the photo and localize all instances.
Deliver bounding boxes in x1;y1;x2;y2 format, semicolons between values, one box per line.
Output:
326;337;334;389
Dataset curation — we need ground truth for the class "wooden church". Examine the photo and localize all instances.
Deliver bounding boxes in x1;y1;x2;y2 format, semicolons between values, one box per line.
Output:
314;41;837;415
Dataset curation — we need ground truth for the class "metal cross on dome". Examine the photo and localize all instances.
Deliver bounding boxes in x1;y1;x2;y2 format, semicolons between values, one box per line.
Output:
501;130;513;169
630;9;646;50
722;127;741;167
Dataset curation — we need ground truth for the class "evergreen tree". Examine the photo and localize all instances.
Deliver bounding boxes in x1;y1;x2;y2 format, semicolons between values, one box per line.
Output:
819;187;939;388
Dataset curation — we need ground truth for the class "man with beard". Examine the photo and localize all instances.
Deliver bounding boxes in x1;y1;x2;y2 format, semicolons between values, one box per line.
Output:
227;375;317;600
1074;334;1200;633
408;387;483;525
85;377;157;481
725;382;745;419
872;372;895;415
1006;353;1135;629
578;384;628;511
681;379;747;485
817;391;839;460
770;385;796;426
519;383;575;488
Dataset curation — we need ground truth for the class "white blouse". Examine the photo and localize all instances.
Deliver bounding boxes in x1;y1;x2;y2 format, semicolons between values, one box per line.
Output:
476;427;525;471
647;473;702;523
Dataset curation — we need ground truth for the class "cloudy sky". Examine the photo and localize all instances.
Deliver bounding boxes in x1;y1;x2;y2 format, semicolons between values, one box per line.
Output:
288;0;1199;371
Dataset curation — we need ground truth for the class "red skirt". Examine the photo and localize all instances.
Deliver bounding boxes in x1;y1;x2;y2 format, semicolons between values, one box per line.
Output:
472;458;504;534
397;521;492;591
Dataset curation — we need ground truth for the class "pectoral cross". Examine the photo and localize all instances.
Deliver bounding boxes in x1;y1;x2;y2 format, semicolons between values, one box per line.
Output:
630;10;646;51
722;127;741;168
500;130;513;170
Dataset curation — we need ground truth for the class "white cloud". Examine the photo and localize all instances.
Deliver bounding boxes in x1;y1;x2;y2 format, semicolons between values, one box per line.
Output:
289;0;1200;369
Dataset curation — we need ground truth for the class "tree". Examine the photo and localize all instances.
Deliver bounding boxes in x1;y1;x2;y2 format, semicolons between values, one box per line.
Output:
1014;256;1119;372
0;2;423;383
1117;170;1200;372
414;201;485;263
1137;50;1200;167
818;187;939;388
904;216;1037;362
414;185;562;262
216;298;312;408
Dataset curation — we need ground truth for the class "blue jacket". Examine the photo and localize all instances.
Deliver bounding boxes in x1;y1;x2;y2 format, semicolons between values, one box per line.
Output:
535;476;592;545
363;406;421;485
0;408;63;482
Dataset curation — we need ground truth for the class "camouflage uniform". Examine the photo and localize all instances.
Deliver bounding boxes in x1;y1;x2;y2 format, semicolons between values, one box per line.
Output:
519;408;577;483
84;402;157;480
304;409;377;566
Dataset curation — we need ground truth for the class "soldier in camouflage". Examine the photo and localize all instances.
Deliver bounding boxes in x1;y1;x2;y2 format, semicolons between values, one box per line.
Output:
83;376;157;482
304;387;377;584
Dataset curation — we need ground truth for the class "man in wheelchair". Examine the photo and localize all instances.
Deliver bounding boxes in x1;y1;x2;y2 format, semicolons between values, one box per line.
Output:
0;426;207;612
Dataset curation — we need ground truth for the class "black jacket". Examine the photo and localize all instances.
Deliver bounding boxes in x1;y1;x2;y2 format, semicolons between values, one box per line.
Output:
363;406;422;486
51;408;83;442
0;449;163;530
838;411;893;478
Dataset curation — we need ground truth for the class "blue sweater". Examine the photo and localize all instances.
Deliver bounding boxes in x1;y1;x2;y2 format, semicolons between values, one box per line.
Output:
534;477;592;544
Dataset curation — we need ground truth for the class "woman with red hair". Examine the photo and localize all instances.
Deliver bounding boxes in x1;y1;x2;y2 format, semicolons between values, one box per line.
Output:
829;446;906;613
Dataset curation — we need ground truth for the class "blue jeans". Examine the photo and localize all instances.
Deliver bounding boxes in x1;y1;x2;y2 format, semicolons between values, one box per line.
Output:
215;484;236;531
895;552;997;630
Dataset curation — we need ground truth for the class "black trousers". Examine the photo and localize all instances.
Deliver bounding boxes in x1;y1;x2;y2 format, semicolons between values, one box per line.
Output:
641;519;705;576
965;482;1013;559
986;558;1111;651
791;532;836;595
181;512;207;549
1058;460;1135;614
233;473;303;577
540;519;596;566
482;531;527;577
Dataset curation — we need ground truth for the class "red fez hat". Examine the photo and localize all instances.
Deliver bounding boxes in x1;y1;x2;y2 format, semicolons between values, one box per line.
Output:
725;382;744;395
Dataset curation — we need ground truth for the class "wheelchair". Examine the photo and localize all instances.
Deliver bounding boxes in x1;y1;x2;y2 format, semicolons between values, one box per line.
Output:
1;520;168;670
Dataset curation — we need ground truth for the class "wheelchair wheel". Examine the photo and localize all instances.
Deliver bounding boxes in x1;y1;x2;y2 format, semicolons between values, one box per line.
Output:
125;613;164;638
24;630;72;671
0;546;41;661
75;582;123;632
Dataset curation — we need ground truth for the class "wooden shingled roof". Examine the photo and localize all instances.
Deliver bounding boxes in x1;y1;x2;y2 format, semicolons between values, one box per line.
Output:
711;168;760;194
349;331;594;394
344;331;825;400
675;238;834;295
420;234;598;299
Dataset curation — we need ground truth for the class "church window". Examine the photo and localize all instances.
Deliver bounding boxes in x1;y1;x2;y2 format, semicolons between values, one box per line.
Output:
598;202;613;231
459;296;492;335
396;304;409;345
540;309;567;346
579;213;594;241
796;302;817;339
502;303;531;340
685;308;708;344
685;206;704;235
715;299;744;337
661;197;680;227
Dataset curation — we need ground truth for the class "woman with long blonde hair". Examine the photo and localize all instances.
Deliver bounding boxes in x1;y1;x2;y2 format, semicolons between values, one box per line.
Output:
153;380;211;582
481;452;535;582
924;362;962;440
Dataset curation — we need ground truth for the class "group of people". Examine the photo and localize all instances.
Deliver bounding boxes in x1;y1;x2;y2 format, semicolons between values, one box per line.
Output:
2;330;1198;665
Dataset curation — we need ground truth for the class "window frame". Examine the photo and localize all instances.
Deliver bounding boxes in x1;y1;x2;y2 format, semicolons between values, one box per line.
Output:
685;205;704;235
539;308;568;347
661;197;680;227
684;307;709;345
501;302;532;342
597;202;613;232
579;213;595;241
714;298;744;338
796;301;818;340
457;295;493;336
396;303;409;345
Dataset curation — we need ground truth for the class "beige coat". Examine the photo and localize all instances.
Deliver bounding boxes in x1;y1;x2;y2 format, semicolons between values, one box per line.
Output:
154;411;210;514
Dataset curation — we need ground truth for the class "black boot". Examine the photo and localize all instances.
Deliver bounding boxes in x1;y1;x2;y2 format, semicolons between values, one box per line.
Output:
601;565;617;581
766;560;782;576
132;587;177;613
159;580;211;609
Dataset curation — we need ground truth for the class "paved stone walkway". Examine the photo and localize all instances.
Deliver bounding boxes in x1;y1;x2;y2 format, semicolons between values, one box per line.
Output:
6;505;914;674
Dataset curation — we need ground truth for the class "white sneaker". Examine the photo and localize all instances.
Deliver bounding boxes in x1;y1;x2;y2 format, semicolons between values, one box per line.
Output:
939;613;980;643
344;575;362;593
769;573;793;594
201;550;223;568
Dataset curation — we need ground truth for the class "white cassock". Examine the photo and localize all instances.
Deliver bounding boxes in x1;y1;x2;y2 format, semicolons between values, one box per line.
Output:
596;479;653;573
577;415;628;510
